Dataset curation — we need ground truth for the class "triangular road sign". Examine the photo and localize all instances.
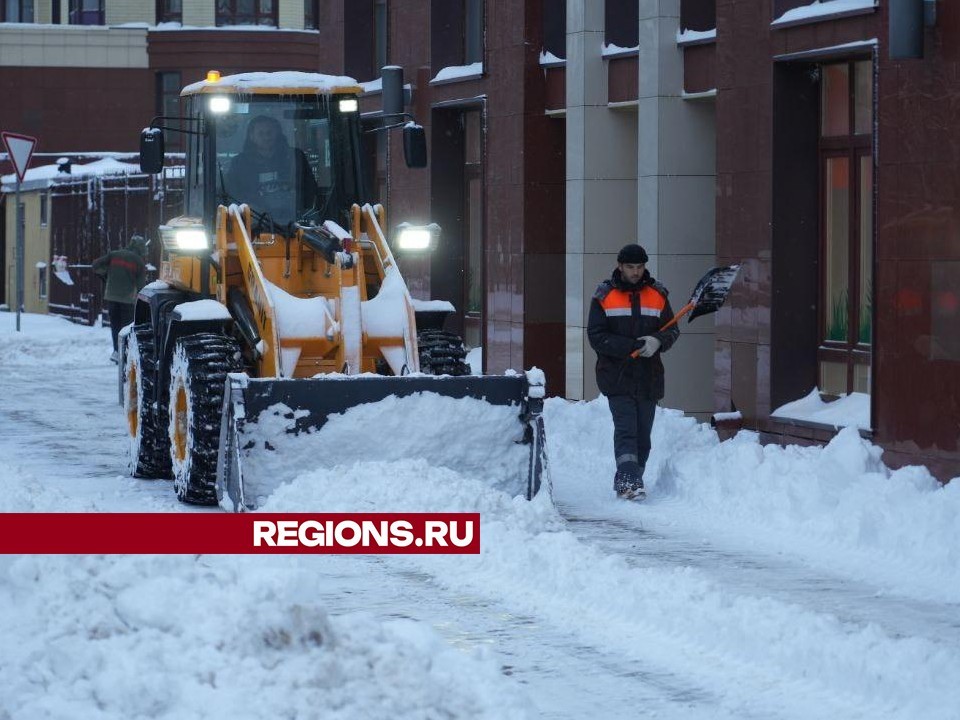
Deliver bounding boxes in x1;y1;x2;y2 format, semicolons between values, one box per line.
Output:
2;132;39;183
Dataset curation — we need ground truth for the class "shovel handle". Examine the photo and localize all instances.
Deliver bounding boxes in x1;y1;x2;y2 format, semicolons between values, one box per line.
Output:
629;301;695;358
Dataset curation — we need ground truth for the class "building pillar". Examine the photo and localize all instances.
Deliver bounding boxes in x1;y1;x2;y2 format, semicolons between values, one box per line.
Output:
565;0;638;400
637;0;716;418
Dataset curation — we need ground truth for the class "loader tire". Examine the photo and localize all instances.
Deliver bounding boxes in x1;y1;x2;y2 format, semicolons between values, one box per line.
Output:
168;333;242;505
417;329;471;376
124;325;172;478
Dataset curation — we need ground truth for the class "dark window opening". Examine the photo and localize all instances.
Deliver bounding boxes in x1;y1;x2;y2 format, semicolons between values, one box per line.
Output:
542;0;565;59
464;0;482;64
215;0;277;27
431;0;484;71
304;0;318;29
68;0;103;25
605;0;638;49
157;0;182;23
156;71;182;151
40;194;48;227
680;0;716;33
344;0;375;81
38;265;47;300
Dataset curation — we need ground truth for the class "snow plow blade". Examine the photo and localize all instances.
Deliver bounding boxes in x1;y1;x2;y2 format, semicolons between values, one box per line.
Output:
216;372;547;512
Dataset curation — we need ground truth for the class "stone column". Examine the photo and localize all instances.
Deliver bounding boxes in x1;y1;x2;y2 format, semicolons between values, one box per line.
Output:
637;0;716;418
565;0;638;399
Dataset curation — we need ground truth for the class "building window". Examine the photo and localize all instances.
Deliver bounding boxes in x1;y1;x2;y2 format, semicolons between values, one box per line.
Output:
68;0;103;25
157;0;182;23
40;194;48;227
156;71;182;149
216;0;277;27
431;0;484;72
2;0;35;22
464;109;483;351
542;0;565;60
304;0;317;29
605;0;639;49
819;59;873;397
52;0;61;23
38;264;47;300
374;0;387;72
680;0;716;33
464;0;482;64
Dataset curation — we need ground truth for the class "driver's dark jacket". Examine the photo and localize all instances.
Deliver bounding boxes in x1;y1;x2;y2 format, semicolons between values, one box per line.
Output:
587;269;679;400
225;147;319;213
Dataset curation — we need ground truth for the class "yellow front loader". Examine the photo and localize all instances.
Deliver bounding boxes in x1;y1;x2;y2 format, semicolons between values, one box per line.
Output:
120;70;546;510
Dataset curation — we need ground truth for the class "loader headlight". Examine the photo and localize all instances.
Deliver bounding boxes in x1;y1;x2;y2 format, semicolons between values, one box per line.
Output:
160;225;210;252
209;95;232;114
338;98;359;113
395;222;440;252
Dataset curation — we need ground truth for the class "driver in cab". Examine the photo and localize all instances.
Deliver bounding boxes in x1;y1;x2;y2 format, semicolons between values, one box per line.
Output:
225;115;319;220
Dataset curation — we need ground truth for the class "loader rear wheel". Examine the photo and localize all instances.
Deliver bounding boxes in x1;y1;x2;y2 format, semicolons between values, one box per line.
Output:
124;325;171;478
417;329;471;376
168;333;242;505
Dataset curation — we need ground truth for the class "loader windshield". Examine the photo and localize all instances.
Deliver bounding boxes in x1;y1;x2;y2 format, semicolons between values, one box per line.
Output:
213;95;363;228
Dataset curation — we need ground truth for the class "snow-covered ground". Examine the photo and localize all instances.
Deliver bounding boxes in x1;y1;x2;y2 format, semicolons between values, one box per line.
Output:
1;312;959;720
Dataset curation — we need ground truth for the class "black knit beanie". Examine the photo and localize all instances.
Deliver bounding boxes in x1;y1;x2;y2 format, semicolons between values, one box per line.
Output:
617;244;649;264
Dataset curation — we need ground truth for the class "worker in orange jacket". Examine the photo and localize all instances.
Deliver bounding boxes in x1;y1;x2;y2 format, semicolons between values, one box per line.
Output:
587;244;680;500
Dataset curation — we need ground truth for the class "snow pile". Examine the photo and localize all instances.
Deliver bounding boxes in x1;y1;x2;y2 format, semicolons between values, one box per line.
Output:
0;554;529;720
264;279;334;338
240;393;530;507
772;387;870;429
266;410;960;720
547;398;960;603
0;311;111;368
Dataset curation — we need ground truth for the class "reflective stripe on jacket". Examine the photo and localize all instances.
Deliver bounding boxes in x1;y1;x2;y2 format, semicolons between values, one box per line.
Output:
587;269;679;400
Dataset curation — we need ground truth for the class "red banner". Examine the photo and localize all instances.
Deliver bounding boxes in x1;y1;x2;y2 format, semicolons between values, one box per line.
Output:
0;513;480;554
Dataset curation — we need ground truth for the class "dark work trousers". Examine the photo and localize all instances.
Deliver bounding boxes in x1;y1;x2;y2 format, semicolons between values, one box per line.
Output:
607;395;657;474
107;301;135;352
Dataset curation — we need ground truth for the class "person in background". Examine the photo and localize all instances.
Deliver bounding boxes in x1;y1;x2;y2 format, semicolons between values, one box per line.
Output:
587;244;680;500
93;234;148;363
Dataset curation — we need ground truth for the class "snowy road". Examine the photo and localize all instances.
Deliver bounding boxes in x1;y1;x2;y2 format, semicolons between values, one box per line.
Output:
2;314;959;720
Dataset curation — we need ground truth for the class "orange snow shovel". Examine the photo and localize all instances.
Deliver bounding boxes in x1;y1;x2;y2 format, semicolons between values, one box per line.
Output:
631;264;741;358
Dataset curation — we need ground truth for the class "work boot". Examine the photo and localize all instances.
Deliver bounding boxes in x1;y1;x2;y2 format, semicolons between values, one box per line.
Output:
110;350;119;364
614;467;646;500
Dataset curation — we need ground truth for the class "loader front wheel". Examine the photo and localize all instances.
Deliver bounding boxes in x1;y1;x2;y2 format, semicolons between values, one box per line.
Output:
417;329;471;376
124;325;171;478
168;333;242;505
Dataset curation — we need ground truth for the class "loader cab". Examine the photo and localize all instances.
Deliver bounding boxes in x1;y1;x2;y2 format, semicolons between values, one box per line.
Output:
183;92;365;231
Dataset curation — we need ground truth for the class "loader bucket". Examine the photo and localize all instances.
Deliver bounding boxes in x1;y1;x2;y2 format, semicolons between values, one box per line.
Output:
216;372;547;512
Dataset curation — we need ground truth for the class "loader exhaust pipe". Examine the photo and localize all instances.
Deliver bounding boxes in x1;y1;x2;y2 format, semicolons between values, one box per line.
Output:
381;66;405;118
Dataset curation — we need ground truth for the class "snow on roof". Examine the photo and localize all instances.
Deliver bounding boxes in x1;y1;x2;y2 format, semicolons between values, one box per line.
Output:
539;50;565;67
676;28;717;45
1;157;143;191
183;71;360;96
430;62;483;85
602;43;639;58
122;21;321;33
772;0;877;26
